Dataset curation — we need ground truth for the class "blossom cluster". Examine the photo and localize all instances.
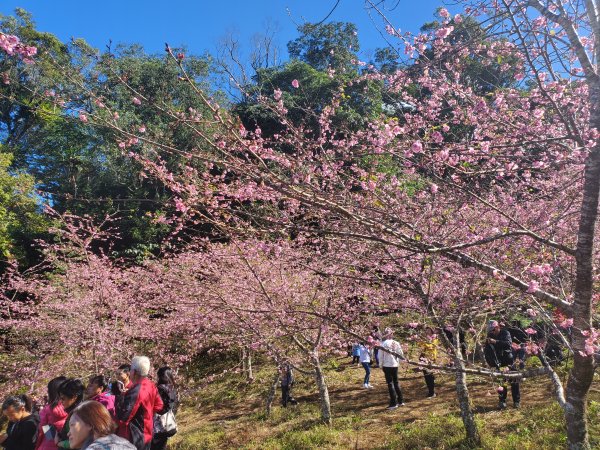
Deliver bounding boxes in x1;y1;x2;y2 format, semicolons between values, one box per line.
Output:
0;32;37;63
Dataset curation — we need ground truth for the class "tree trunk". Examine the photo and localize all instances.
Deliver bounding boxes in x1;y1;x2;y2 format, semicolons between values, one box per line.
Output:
265;371;280;417
563;84;600;450
453;355;481;446
313;357;332;424
242;347;254;382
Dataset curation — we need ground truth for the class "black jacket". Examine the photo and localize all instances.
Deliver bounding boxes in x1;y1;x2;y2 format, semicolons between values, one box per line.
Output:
156;384;178;415
2;413;39;450
485;329;514;368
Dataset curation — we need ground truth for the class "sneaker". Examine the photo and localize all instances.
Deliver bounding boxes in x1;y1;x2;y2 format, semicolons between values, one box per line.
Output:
514;402;520;409
499;401;507;409
367;384;374;389
363;384;369;389
398;403;405;406
387;404;399;410
427;393;436;398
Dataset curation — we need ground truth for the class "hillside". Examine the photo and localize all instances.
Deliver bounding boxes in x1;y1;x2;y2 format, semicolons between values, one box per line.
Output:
169;358;600;449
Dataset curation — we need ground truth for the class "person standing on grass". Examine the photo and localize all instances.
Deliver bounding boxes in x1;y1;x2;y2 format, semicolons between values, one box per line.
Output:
484;320;520;409
379;327;405;409
151;367;179;450
116;356;163;450
418;328;439;398
358;343;373;389
280;363;297;407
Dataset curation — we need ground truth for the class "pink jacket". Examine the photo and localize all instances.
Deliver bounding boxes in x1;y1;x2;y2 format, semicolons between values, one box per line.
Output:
35;403;67;450
91;392;116;418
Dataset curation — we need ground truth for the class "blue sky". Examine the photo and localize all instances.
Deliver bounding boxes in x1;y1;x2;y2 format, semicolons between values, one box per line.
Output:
1;1;452;61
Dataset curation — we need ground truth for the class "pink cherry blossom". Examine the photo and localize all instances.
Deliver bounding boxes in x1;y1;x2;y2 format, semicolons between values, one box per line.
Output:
527;280;540;293
435;26;454;40
411;140;423;153
291;79;299;88
559;318;573;329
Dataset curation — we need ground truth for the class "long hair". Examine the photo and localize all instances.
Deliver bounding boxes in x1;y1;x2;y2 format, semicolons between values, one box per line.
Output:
48;376;67;407
156;366;176;387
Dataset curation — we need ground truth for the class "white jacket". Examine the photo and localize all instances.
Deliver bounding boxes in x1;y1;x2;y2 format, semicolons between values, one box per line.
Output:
380;338;404;367
358;344;370;363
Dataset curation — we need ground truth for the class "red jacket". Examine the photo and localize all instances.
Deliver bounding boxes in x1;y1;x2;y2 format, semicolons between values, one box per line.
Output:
116;378;163;449
35;403;67;450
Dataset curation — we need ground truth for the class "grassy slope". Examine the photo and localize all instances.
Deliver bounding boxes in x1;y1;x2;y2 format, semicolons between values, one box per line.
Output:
170;358;600;449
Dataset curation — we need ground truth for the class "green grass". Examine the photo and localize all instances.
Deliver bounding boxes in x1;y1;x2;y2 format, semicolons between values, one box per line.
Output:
170;426;226;450
386;413;470;449
169;359;600;449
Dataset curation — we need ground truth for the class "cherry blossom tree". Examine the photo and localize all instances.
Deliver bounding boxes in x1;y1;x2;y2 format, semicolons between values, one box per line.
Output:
2;1;600;445
99;14;593;445
155;239;397;424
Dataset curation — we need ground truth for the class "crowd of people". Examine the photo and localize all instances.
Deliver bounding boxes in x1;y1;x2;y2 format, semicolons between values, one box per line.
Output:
0;356;178;450
1;320;567;449
348;320;562;411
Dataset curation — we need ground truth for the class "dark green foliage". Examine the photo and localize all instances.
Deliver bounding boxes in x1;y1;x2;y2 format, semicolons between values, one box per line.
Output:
287;22;359;72
0;9;223;265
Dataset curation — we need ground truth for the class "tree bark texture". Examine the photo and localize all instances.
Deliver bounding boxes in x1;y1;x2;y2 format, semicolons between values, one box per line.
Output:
563;81;600;450
313;357;332;424
454;355;481;446
265;371;280;417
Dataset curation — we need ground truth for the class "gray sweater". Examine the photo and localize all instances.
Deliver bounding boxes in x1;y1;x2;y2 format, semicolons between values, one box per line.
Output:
81;434;136;450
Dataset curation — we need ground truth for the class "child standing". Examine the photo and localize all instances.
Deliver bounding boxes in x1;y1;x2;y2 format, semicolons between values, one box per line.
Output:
358;343;373;388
